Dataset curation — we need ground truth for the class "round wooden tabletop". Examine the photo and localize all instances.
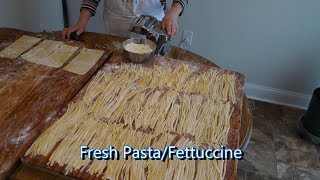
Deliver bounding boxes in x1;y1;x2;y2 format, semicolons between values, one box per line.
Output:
4;30;252;179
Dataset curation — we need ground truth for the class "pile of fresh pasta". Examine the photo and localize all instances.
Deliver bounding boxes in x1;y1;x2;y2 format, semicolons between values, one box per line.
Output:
25;64;238;179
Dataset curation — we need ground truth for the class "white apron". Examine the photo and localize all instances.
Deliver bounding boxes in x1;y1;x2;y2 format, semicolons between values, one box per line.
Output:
103;0;165;37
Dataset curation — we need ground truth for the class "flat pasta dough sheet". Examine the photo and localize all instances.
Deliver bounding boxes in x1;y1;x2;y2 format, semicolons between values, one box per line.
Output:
63;48;104;75
0;35;41;59
21;40;78;68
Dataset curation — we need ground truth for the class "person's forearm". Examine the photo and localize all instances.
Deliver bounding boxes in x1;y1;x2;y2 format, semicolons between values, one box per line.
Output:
169;2;183;17
162;2;184;37
172;0;188;16
77;10;92;26
81;0;100;16
62;3;93;39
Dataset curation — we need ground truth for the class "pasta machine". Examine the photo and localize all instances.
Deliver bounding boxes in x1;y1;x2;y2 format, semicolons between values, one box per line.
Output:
129;15;170;55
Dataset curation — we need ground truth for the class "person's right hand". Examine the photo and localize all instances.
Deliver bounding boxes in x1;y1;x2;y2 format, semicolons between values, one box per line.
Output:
62;23;86;40
62;10;91;39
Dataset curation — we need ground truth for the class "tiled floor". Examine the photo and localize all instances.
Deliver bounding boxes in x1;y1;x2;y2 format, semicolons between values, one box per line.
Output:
237;100;320;180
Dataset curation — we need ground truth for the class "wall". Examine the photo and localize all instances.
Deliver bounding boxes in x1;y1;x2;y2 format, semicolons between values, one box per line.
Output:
174;0;320;109
2;0;318;109
0;0;64;32
66;0;320;109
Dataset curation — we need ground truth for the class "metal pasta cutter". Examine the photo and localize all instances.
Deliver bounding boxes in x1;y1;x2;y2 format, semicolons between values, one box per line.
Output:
129;15;170;55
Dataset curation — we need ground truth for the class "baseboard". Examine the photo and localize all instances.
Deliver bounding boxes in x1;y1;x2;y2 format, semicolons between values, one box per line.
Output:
244;83;312;110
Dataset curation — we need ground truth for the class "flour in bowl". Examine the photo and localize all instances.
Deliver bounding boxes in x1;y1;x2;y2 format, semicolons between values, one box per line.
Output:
124;42;154;54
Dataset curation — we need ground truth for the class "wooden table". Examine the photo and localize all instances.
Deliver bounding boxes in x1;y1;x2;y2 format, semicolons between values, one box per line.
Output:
0;28;252;179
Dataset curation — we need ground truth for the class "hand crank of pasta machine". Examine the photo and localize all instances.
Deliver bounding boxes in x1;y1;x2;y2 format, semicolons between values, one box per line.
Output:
129;15;170;55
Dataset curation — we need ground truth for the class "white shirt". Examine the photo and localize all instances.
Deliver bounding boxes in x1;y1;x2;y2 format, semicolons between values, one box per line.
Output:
103;0;165;37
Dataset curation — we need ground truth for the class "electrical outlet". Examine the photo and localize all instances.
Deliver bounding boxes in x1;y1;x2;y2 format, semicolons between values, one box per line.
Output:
40;24;47;32
181;30;193;46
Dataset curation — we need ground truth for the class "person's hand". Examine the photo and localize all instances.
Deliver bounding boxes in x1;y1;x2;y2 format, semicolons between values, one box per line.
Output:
62;23;86;40
61;10;91;39
161;2;183;38
162;11;179;38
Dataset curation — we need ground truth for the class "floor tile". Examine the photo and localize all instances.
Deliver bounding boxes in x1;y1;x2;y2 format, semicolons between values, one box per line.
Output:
277;106;305;134
250;99;263;111
246;171;279;180
316;145;320;161
253;115;274;134
248;99;256;111
274;125;320;167
246;171;260;180
250;129;273;146
259;175;279;180
251;101;283;135
277;162;293;180
292;166;320;180
238;141;277;177
263;103;282;122
240;100;320;180
275;145;293;164
273;115;296;133
291;150;320;170
274;125;316;152
251;101;265;119
281;106;305;124
237;168;246;180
